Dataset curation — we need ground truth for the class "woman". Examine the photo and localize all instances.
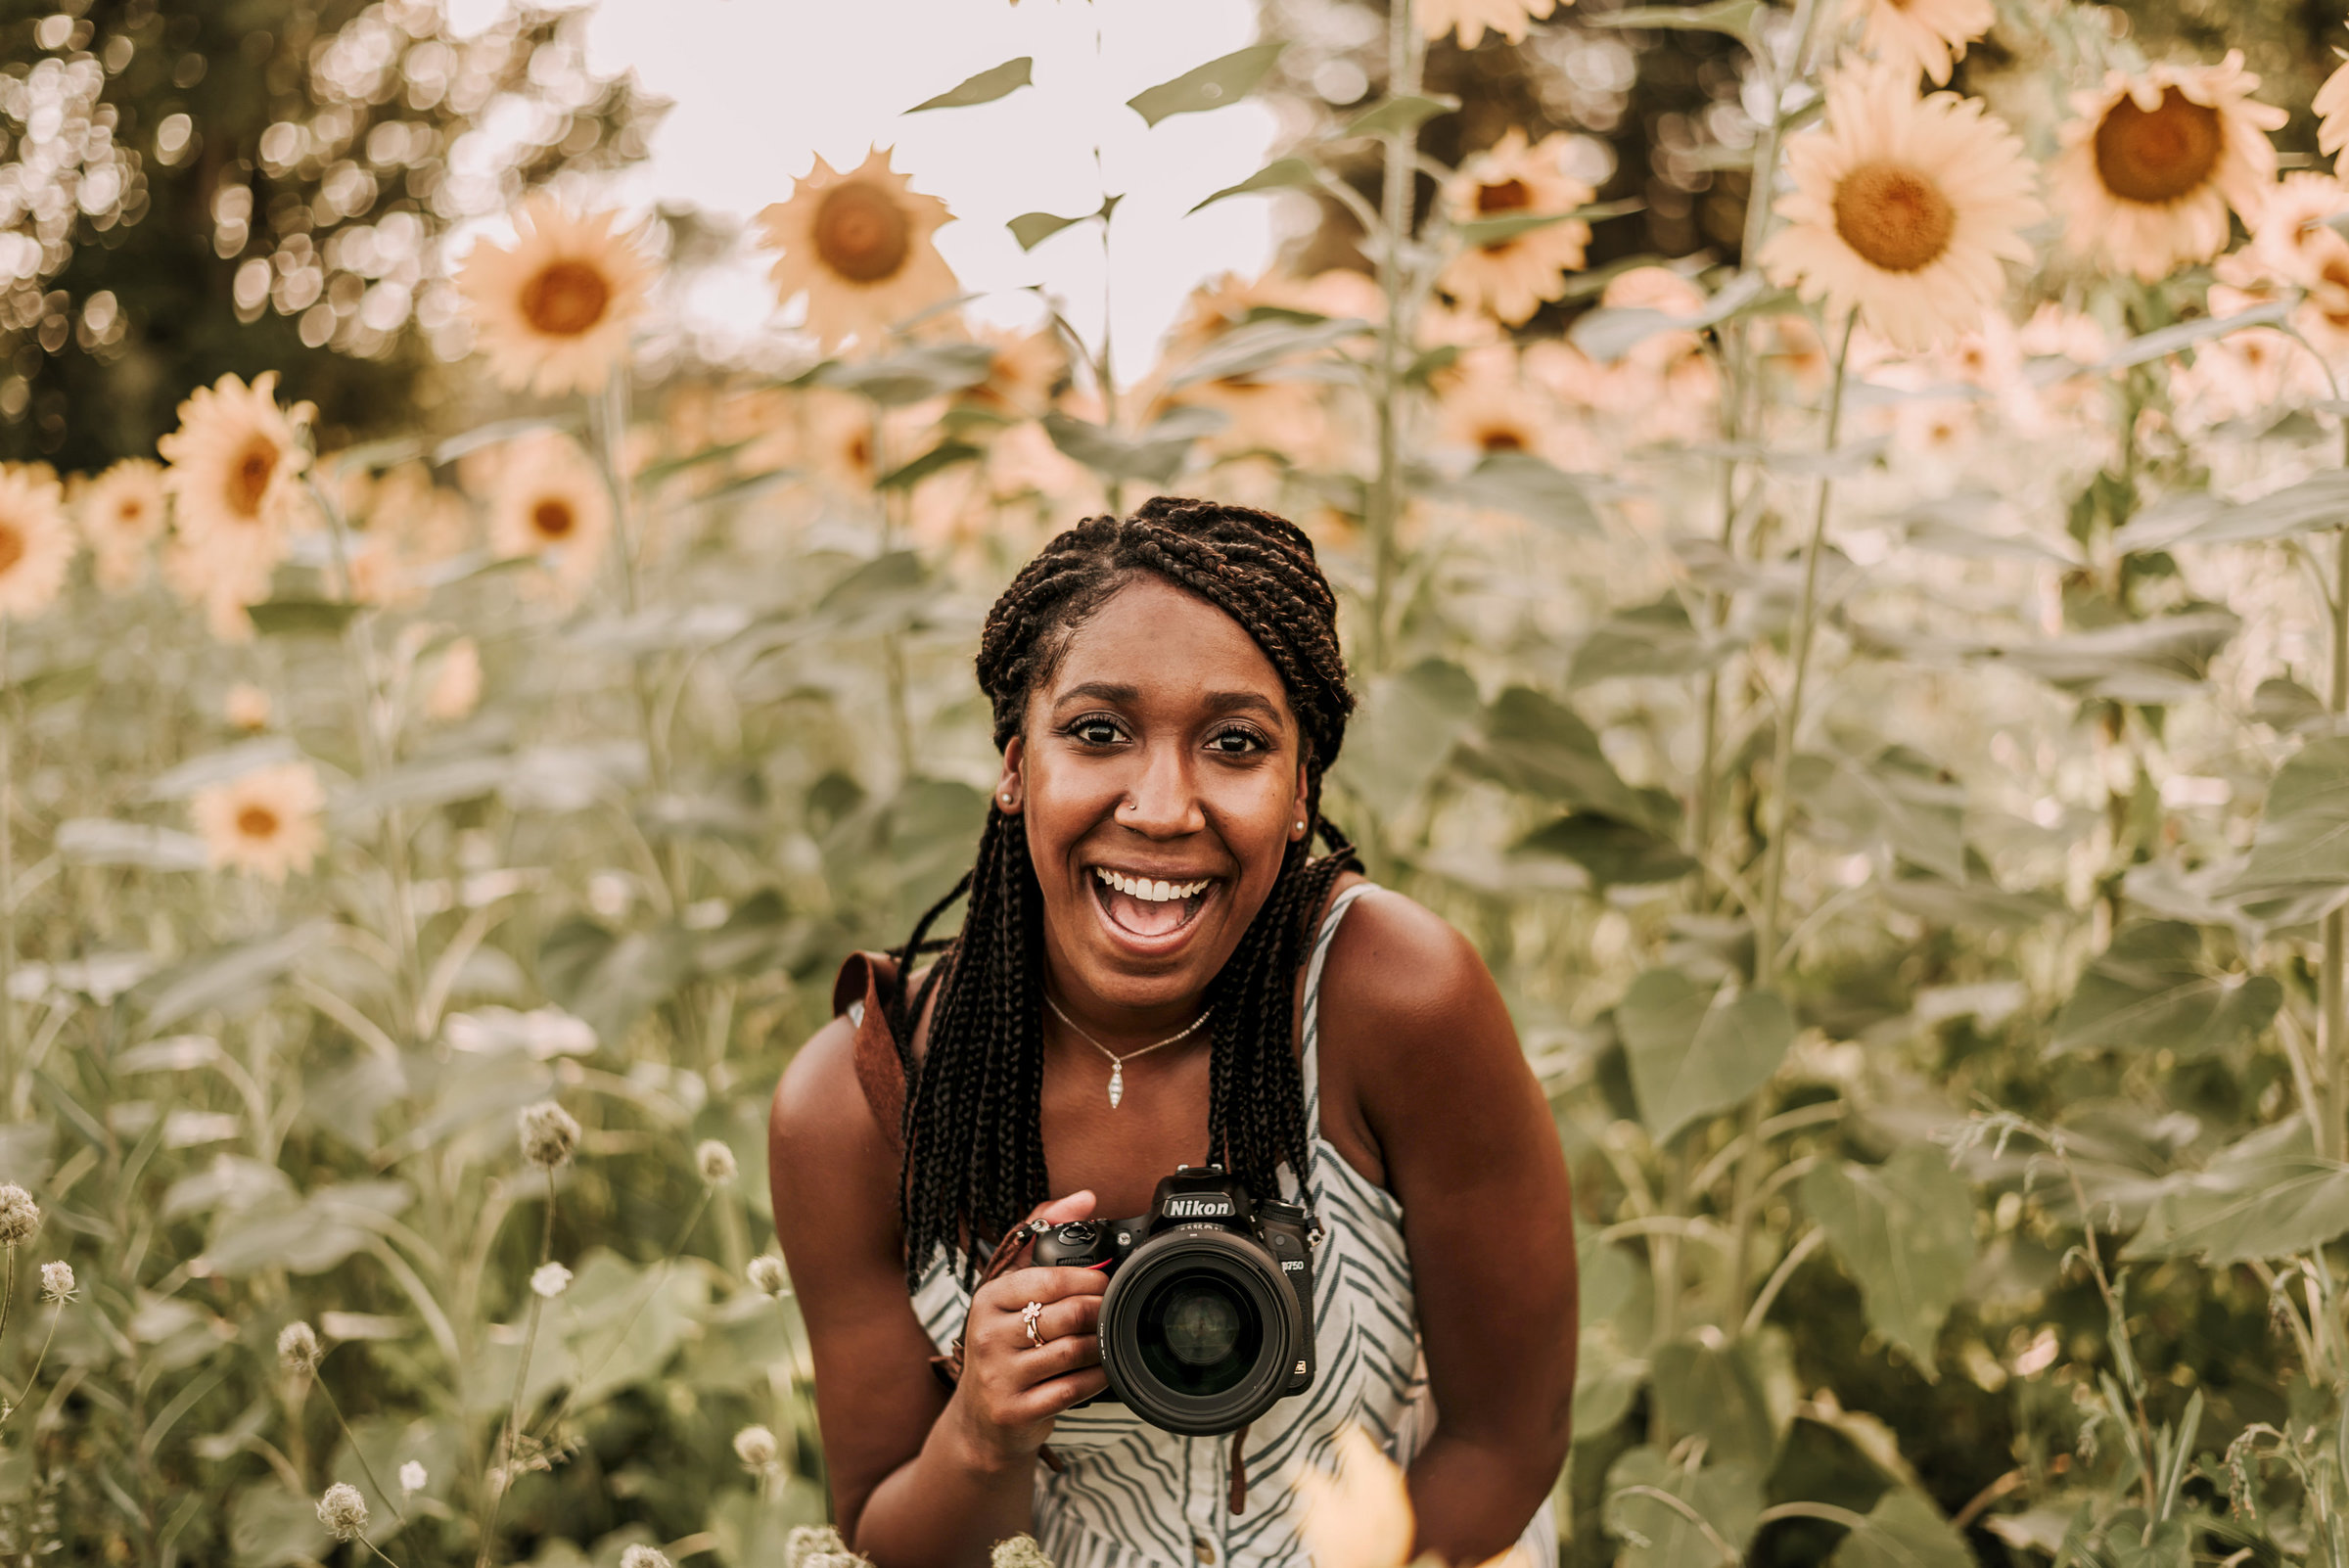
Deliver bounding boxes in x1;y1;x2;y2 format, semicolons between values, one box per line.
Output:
769;497;1577;1568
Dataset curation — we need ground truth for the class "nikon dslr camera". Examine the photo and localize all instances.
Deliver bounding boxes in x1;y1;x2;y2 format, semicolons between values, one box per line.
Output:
1033;1165;1316;1436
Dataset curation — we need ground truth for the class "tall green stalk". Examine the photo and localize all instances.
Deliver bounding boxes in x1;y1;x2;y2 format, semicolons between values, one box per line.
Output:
0;618;15;1100
1366;0;1423;674
2327;515;2349;1163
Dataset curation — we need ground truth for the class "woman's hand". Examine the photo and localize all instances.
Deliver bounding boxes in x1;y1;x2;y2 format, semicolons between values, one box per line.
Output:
944;1189;1112;1470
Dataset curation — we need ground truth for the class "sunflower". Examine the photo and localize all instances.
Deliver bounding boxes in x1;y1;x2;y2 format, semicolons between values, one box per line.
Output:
962;326;1066;418
1437;130;1595;326
224;682;273;732
73;458;165;592
158;372;312;587
2252;172;2349;284
457;196;653;397
0;465;73;621
1421;0;1561;48
1847;0;1993;87
2050;55;2284;282
758;148;959;353
1437;356;1555;459
424;637;484;722
191;761;326;882
1759;64;2042;354
487;432;613;602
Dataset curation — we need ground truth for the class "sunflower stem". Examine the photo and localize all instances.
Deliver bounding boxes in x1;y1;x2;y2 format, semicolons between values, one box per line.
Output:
1367;0;1424;675
0;617;15;1101
475;1172;557;1568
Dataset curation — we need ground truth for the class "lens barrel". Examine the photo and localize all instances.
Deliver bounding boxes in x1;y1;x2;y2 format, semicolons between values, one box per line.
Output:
1096;1226;1304;1436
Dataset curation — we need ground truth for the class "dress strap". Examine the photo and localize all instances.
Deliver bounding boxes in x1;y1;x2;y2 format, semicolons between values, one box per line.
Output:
1299;881;1379;1151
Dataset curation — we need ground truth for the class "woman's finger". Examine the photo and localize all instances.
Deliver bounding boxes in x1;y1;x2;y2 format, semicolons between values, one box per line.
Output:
981;1264;1109;1314
1014;1363;1110;1422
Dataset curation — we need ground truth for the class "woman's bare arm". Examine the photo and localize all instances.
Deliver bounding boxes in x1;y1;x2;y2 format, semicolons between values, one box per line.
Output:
1317;892;1579;1565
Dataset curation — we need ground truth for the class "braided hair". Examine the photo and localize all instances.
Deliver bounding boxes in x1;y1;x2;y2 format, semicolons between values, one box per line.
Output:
884;495;1362;1291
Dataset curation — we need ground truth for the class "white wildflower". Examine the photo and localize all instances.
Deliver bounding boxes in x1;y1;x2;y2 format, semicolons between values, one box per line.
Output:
696;1139;739;1185
38;1261;72;1303
620;1547;674;1568
0;1184;39;1245
530;1262;573;1299
277;1320;322;1376
748;1255;790;1297
992;1537;1056;1568
787;1528;854;1568
398;1459;427;1496
518;1100;580;1170
316;1482;368;1543
734;1423;780;1472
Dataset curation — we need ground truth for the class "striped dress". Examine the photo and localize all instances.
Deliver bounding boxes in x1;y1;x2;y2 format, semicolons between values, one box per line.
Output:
907;882;1561;1568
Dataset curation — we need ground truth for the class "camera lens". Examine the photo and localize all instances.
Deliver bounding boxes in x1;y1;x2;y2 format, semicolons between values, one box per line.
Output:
1162;1283;1240;1365
1136;1274;1259;1395
1096;1228;1306;1434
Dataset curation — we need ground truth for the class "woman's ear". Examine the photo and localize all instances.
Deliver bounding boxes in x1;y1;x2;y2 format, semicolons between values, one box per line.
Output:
1288;755;1313;843
995;735;1026;815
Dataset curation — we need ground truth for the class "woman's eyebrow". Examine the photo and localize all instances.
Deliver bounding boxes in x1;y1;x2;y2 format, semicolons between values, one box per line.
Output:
1054;680;1140;706
1203;691;1282;721
1050;681;1284;723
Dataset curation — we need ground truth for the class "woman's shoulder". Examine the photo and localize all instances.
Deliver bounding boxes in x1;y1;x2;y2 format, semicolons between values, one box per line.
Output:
769;948;915;1176
1317;877;1496;1027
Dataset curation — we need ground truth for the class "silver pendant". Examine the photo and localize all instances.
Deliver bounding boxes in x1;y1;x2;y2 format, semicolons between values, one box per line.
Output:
1108;1061;1124;1109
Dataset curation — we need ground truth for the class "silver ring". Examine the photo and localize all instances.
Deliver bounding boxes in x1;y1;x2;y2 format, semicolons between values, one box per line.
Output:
1021;1299;1046;1350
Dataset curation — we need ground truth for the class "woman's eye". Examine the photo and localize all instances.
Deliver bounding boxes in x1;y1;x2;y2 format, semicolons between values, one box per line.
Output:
1208;727;1267;755
1070;718;1124;746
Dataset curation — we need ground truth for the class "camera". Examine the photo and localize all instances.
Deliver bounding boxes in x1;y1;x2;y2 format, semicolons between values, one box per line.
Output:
1032;1165;1316;1436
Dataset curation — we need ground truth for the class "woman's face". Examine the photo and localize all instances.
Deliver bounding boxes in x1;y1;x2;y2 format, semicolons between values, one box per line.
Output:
1001;575;1312;1020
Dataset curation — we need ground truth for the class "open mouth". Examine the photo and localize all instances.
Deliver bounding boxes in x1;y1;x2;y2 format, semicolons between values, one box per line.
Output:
1090;865;1218;943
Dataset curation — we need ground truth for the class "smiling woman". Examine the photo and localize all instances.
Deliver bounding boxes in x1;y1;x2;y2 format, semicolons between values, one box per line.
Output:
767;497;1578;1568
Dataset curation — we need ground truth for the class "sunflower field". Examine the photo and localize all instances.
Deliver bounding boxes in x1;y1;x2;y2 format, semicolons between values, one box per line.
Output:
13;0;2349;1561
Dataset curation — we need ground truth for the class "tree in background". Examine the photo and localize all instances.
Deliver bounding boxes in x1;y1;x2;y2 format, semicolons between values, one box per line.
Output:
0;0;661;472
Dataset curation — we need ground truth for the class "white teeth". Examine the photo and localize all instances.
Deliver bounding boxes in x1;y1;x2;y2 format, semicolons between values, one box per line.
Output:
1093;867;1210;901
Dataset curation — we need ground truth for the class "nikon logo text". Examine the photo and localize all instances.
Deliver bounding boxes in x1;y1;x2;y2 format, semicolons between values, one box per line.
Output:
1165;1197;1232;1219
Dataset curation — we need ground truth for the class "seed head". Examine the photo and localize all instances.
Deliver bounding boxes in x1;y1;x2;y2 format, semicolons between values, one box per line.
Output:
620;1548;673;1568
786;1528;853;1568
991;1536;1055;1568
518;1100;580;1170
733;1424;780;1472
38;1261;72;1303
316;1482;368;1543
530;1262;573;1299
748;1255;790;1297
398;1460;427;1496
0;1185;40;1246
277;1320;322;1376
696;1139;738;1185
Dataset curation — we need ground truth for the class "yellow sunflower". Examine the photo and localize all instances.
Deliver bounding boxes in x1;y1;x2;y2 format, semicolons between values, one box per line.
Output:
2251;171;2349;284
1422;0;1561;48
72;458;165;592
1759;63;2042;353
758;148;959;353
488;432;613;602
191;761;326;882
1847;0;1993;87
0;464;74;621
158;372;312;589
1438;130;1595;326
963;326;1066;418
457;195;654;397
2050;55;2284;282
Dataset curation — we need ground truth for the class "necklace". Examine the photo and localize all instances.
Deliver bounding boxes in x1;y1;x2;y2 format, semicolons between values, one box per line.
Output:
1043;992;1213;1109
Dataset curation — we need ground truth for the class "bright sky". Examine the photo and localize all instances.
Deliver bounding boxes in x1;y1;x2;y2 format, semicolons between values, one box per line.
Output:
451;0;1288;376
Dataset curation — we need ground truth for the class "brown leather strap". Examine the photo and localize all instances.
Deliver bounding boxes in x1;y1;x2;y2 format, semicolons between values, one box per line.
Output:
1227;1420;1251;1515
832;951;908;1151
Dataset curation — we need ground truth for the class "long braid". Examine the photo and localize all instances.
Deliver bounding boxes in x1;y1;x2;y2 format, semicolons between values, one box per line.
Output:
890;497;1362;1291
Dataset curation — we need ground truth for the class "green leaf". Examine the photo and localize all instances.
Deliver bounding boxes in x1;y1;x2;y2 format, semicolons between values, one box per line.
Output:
1516;814;1696;888
1337;93;1459;139
1800;1146;1975;1372
2227;736;2349;923
1988;609;2239;704
246;598;359;638
1437;450;1600;532
1879;873;2063;932
906;55;1033;113
335;754;511;821
1571;596;1732;685
1605;1447;1763;1568
1126;42;1284;126
814;549;933;636
1187;157;1318;214
55;818;209;871
230;1480;330;1568
202;1180;412;1275
1590;0;1763;36
2166;470;2349;546
430;414;577;466
1619;970;1793;1144
139;923;329;1033
329;1417;462;1545
1008;208;1092;252
1830;1488;1973;1568
540;923;699;1049
1331;658;1481;822
1789;747;1966;883
1165;315;1367;391
142;737;300;801
1451;209;1588;249
2124;1123;2349;1265
1041;408;1218;485
2;659;93;708
814;343;997;404
2097;300;2292;369
1460;685;1657;826
876;439;982;490
2051;920;2280;1057
1570;270;1784;363
1649;1336;1780;1470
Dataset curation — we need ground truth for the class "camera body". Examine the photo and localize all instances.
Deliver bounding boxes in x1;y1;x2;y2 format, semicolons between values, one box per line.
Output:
1033;1166;1316;1437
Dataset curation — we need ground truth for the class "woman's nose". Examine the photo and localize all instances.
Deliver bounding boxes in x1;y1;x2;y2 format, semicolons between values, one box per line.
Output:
1116;742;1205;837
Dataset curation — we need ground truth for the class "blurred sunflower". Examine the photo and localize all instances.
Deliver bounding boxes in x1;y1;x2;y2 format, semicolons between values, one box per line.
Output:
1760;64;2041;353
457;196;653;397
2251;172;2349;283
759;148;958;352
1438;357;1554;459
1422;0;1560;48
224;682;272;732
489;433;613;602
0;465;73;621
424;637;484;722
2318;48;2349;177
72;458;165;592
962;326;1066;419
192;761;326;882
158;372;312;587
2051;56;2283;282
1847;0;1992;87
1437;130;1594;326
1296;1427;1414;1568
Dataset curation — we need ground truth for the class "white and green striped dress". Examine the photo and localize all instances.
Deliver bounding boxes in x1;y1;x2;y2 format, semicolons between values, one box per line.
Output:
910;883;1562;1568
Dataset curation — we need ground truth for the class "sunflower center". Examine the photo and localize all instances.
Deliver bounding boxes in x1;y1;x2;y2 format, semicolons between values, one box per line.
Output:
2093;88;2223;206
236;805;281;841
1831;161;1957;274
531;499;576;540
0;522;22;576
1475;178;1532;214
1479;426;1528;452
814;182;911;284
2317;252;2349;329
230;437;280;520
521;260;612;338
